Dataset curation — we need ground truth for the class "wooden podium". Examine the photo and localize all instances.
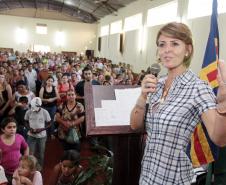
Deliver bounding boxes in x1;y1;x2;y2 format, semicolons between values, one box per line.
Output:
84;83;143;185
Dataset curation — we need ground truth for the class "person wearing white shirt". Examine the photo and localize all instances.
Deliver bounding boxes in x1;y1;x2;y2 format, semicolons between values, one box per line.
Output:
24;63;37;94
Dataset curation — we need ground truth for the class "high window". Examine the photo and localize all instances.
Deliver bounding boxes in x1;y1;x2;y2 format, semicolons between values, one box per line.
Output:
110;20;122;34
124;13;142;32
188;0;226;19
147;1;178;27
100;25;109;36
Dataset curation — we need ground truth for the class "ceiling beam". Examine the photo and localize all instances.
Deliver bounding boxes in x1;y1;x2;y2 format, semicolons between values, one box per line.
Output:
92;4;103;13
61;0;64;12
1;0;10;9
48;0;50;10
34;0;37;9
18;0;24;8
103;2;117;12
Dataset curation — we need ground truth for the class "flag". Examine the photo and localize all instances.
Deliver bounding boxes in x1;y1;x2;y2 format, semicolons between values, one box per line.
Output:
199;0;219;94
187;0;219;167
187;122;219;167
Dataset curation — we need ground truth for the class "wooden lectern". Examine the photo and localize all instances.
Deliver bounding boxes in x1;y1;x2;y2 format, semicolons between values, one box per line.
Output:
84;83;143;185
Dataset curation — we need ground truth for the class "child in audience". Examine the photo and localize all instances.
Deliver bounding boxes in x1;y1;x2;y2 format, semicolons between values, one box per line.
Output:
48;150;82;185
24;97;51;168
0;117;29;184
0;165;8;185
12;155;42;185
8;96;29;140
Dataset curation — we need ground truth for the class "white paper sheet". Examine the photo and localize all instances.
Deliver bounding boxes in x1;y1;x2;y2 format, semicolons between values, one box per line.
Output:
94;87;141;126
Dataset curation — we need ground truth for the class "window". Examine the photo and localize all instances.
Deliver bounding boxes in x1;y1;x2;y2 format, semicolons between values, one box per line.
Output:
110;20;122;34
55;31;65;46
15;28;27;44
34;45;50;53
188;0;226;19
36;23;47;34
124;13;142;32
147;1;178;27
100;25;109;36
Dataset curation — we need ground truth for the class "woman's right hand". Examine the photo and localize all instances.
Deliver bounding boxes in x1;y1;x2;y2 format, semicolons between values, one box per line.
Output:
141;74;158;98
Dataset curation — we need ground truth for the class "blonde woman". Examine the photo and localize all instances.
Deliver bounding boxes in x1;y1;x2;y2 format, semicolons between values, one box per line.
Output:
131;22;226;184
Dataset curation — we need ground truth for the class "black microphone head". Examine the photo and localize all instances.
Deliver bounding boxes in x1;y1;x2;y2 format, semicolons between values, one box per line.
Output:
146;63;161;77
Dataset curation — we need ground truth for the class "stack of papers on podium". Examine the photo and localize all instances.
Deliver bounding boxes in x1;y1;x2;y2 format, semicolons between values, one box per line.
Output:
94;87;141;126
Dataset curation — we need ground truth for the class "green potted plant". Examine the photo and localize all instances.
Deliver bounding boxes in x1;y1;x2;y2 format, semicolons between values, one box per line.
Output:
73;145;113;185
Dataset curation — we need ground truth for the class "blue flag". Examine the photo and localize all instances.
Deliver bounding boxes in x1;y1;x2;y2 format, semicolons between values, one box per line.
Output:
200;0;219;94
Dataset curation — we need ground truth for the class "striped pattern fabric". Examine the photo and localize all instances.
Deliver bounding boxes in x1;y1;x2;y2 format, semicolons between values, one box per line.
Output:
187;122;219;167
188;0;219;167
140;71;216;184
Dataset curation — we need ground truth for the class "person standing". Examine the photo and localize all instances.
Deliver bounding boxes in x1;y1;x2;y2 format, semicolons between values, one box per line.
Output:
24;63;37;94
75;65;100;106
39;76;60;138
55;89;85;151
75;65;100;142
0;117;29;184
0;72;12;122
130;22;226;184
24;97;51;168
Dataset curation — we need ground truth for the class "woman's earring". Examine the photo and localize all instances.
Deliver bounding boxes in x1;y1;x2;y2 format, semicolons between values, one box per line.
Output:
185;53;189;57
156;57;161;63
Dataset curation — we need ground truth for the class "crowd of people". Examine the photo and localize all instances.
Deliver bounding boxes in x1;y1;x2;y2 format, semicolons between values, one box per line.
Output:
2;21;225;185
0;49;142;184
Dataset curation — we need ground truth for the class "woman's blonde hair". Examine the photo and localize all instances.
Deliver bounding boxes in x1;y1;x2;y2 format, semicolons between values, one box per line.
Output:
156;22;194;68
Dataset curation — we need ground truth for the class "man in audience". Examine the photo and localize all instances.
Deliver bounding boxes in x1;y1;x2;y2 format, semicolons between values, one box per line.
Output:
24;62;37;94
75;65;100;143
75;65;100;106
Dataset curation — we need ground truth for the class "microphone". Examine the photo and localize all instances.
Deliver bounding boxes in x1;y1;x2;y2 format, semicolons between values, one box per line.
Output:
146;63;161;77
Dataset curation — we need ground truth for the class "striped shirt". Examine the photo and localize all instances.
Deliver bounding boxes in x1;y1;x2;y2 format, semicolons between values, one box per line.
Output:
140;70;216;185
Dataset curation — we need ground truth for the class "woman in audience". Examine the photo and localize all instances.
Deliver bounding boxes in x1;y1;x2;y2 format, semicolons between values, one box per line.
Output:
18;69;28;85
57;73;72;104
55;89;85;151
12;155;42;185
0;71;13;122
10;69;20;92
48;150;82;185
13;80;35;105
39;75;60;138
0;117;29;184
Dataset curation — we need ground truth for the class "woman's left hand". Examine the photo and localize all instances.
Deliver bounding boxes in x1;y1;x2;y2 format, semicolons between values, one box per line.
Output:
217;60;226;85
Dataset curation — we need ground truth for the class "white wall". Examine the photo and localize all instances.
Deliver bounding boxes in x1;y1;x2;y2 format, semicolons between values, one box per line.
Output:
0;14;97;54
97;0;226;74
